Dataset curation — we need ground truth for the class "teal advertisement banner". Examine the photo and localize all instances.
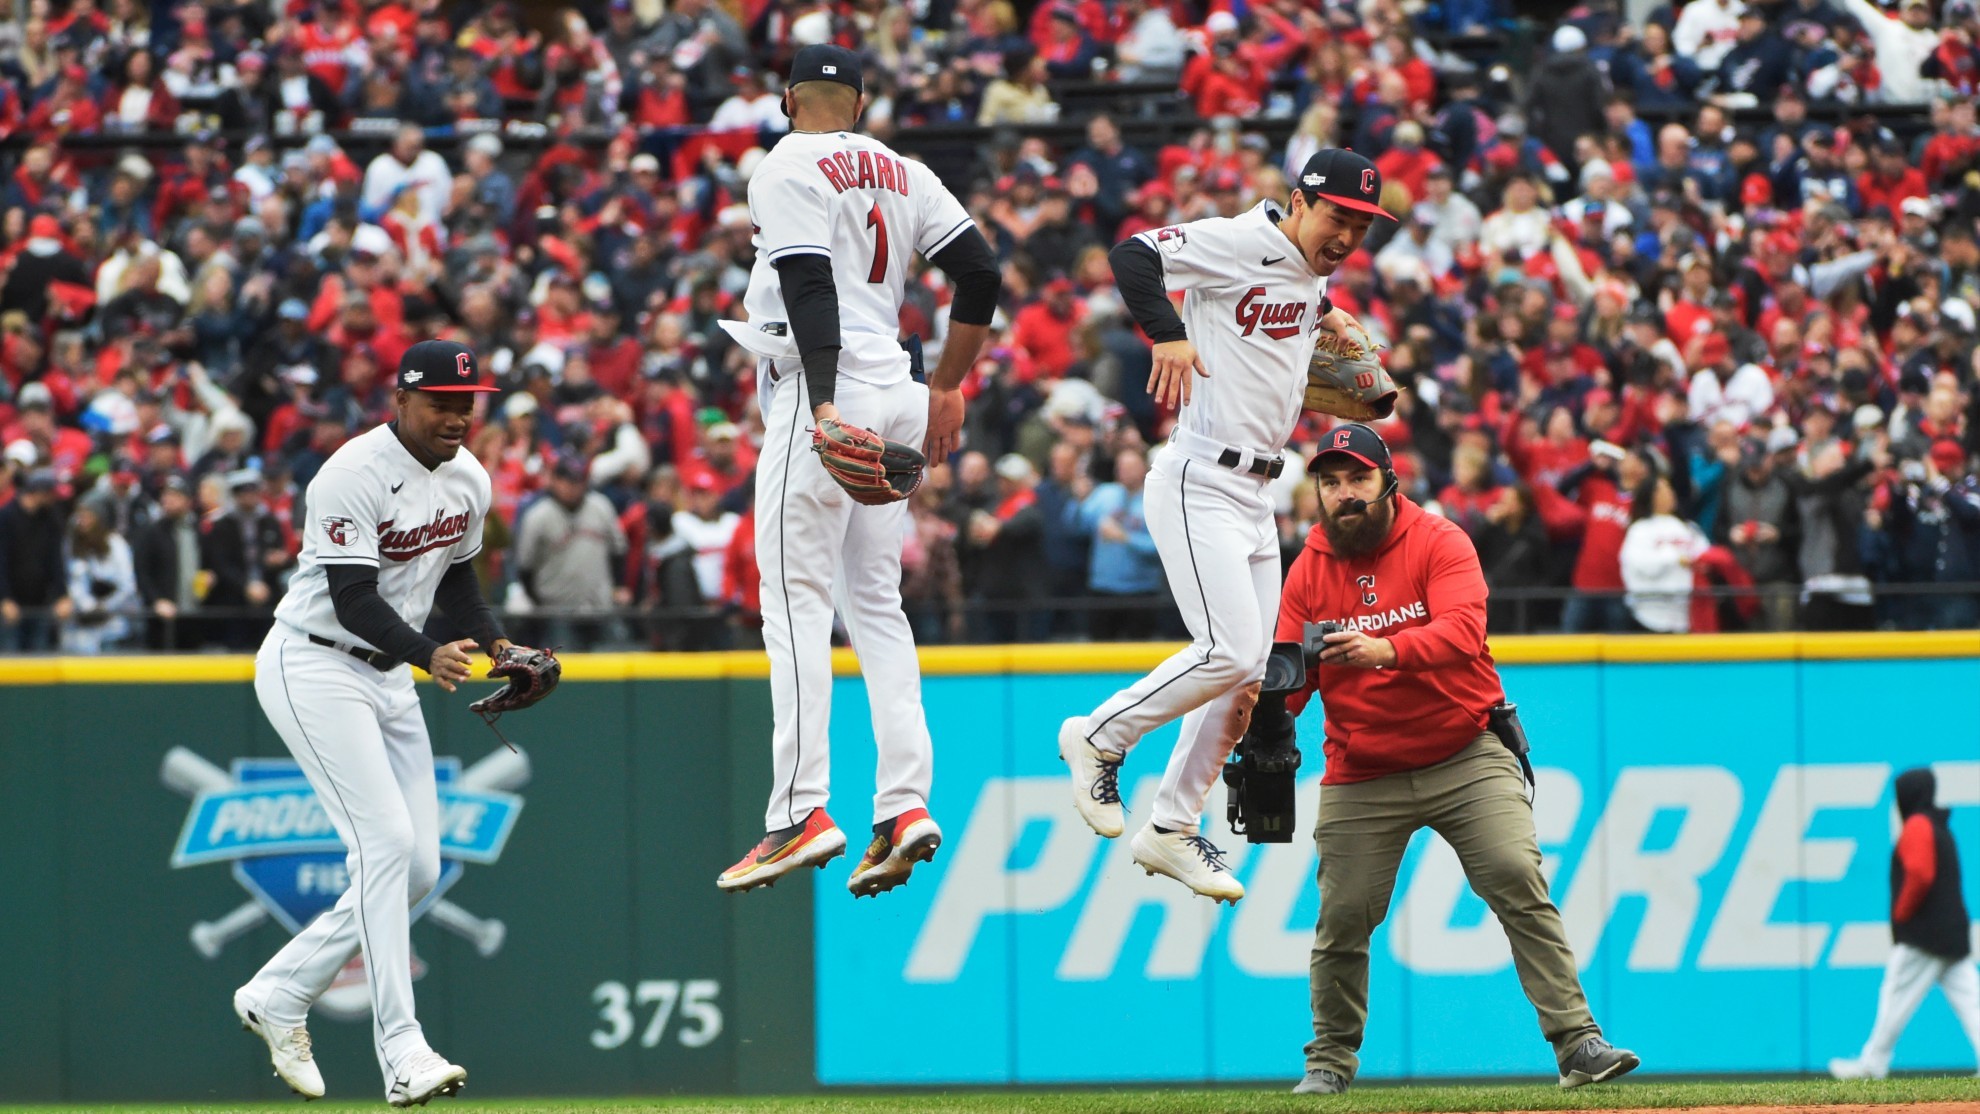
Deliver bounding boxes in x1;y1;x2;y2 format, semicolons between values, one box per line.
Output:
815;660;1980;1085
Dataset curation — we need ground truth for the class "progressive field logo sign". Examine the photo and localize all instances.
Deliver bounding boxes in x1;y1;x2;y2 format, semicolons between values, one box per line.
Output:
162;745;528;1020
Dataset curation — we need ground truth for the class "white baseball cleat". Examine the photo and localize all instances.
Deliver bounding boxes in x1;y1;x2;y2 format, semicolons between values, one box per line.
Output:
1059;717;1125;838
1828;1057;1884;1081
1130;825;1244;904
233;989;325;1100
387;1049;467;1107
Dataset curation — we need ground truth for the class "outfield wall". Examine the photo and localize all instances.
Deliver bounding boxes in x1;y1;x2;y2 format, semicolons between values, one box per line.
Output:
3;634;1978;1100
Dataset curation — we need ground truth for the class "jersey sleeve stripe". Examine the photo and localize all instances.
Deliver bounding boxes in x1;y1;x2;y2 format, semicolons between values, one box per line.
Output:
450;546;482;564
318;557;382;567
920;217;973;256
766;243;832;260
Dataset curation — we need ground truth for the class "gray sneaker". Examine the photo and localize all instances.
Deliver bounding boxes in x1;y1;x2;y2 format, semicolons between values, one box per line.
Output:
1558;1036;1640;1088
1291;1067;1349;1094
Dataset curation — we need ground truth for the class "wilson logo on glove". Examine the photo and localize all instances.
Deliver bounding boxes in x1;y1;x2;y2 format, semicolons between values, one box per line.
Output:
1305;326;1399;421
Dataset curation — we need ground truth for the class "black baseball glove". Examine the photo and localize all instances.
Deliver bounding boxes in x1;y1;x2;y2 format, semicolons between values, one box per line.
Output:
470;645;562;717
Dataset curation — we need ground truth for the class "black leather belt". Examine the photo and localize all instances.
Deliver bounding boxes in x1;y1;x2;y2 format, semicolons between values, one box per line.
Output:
1218;448;1285;479
308;633;397;671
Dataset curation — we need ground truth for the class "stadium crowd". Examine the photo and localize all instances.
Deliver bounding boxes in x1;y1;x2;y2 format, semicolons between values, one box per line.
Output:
2;0;1980;653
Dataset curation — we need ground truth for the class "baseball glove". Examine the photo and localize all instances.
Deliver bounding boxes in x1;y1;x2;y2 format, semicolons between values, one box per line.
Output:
813;418;926;506
470;645;562;717
1305;325;1399;421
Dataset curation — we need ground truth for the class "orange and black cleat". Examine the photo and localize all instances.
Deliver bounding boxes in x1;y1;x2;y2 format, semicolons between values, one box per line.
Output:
717;808;847;893
847;808;943;898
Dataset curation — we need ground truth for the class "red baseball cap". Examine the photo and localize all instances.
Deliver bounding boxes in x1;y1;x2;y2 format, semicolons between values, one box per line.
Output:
27;214;61;239
1295;149;1397;220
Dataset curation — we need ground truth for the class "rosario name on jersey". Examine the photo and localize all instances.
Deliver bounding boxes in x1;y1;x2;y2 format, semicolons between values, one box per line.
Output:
730;130;974;385
1133;199;1329;456
273;423;491;649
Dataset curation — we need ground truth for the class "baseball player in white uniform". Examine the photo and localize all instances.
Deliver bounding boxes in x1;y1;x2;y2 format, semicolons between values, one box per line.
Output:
714;44;1002;897
1060;149;1394;903
235;340;513;1106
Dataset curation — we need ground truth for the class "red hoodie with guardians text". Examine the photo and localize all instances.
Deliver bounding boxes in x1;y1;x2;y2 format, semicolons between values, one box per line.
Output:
1278;495;1506;784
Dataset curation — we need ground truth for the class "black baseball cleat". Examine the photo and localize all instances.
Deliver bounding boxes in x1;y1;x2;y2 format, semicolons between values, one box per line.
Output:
718;808;846;892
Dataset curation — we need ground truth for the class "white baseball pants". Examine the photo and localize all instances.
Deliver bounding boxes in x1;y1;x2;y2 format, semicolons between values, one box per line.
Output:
244;627;442;1086
1078;448;1280;833
1849;942;1980;1074
756;359;934;832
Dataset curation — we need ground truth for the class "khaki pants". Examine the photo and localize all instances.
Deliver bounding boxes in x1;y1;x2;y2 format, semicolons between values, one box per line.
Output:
1305;734;1599;1080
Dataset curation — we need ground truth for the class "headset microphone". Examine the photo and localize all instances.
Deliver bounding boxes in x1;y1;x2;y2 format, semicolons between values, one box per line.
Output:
1335;469;1399;517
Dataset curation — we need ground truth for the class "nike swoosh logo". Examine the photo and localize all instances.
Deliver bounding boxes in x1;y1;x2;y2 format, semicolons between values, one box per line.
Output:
1262;256;1286;266
390;482;404;494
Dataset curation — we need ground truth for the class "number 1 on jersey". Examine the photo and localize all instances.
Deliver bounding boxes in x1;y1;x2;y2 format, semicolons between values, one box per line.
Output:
865;203;889;284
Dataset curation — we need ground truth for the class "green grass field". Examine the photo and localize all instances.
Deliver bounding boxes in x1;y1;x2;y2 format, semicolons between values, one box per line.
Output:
7;1078;1980;1114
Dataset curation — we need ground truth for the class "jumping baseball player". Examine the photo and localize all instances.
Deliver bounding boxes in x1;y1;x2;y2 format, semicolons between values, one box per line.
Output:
235;340;561;1106
1060;149;1395;904
714;44;1001;897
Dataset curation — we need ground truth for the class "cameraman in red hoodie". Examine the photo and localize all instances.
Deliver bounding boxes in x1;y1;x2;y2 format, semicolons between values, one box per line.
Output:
1279;424;1639;1096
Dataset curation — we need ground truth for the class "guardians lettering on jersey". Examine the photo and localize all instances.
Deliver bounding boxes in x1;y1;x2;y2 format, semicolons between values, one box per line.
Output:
1234;287;1312;339
378;510;470;561
1327;599;1429;633
816;151;912;196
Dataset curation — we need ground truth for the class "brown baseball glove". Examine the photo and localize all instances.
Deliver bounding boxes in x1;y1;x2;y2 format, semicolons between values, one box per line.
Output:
813;418;926;506
1305;325;1399;421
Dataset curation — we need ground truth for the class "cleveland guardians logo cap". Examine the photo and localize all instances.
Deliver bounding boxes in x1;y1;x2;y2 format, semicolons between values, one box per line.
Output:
1310;423;1395;473
1297;149;1398;220
398;339;496;392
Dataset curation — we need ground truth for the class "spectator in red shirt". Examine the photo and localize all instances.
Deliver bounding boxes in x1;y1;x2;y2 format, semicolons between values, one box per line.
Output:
1012;278;1087;380
584;306;642;401
1920;98;1980;189
535;272;595;346
1858;137;1928;217
25;65;103;140
681;421;755;500
1557;442;1649;632
291;0;365;95
2;383;93;482
1375;122;1443;205
1664;253;1718;346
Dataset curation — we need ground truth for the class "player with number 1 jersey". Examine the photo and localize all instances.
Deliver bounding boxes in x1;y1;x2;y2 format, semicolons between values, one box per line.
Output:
715;45;1002;897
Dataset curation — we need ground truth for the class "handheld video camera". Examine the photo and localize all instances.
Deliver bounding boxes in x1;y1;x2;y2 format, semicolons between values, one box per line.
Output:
1223;622;1339;843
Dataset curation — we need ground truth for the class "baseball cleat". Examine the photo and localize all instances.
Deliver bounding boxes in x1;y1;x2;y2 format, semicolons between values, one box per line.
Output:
1292;1067;1350;1094
234;989;325;1100
386;1050;466;1107
1129;825;1244;904
1059;716;1125;838
718;808;846;892
1558;1037;1640;1088
1827;1057;1884;1081
848;808;943;897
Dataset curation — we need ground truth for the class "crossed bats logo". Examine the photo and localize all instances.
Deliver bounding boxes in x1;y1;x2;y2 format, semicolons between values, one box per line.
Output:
162;746;528;1021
